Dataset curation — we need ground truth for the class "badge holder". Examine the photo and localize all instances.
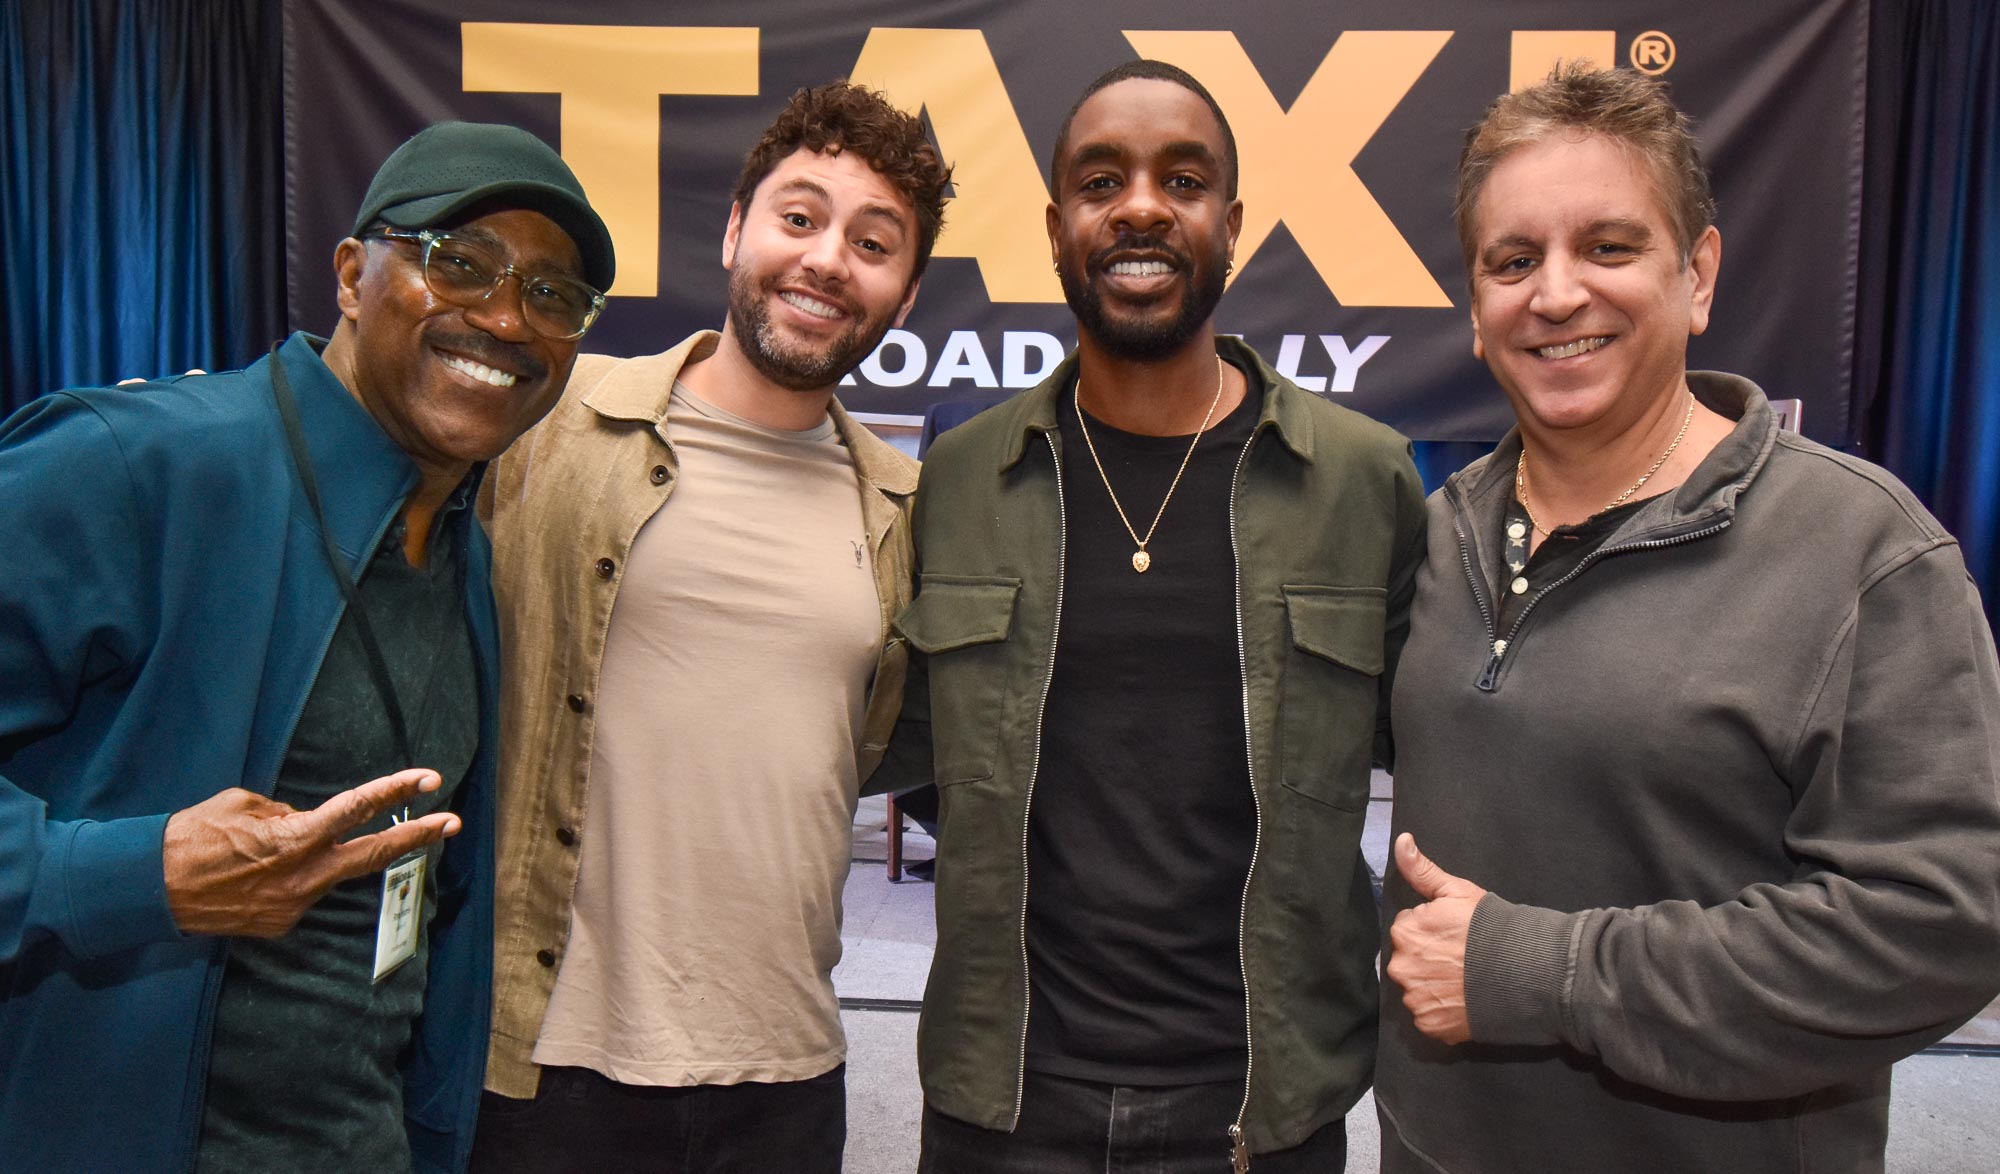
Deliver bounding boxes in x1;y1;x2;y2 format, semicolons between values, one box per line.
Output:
373;807;426;983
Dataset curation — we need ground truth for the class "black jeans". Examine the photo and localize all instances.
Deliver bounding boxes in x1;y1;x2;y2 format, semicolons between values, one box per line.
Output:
467;1063;845;1174
918;1071;1348;1173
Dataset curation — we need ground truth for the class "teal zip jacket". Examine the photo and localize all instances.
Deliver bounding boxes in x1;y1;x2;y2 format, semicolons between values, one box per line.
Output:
0;333;497;1173
876;337;1427;1155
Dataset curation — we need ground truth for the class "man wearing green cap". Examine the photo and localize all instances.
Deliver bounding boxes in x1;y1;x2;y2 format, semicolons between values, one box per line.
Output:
0;121;611;1174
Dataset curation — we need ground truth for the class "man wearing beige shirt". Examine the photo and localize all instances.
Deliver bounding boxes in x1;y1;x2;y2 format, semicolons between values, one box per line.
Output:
469;84;951;1173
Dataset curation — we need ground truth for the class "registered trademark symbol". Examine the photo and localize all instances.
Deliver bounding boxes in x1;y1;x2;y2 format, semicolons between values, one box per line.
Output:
1631;31;1676;74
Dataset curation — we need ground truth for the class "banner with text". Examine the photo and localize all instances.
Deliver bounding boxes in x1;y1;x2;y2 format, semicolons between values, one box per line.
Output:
282;0;1866;442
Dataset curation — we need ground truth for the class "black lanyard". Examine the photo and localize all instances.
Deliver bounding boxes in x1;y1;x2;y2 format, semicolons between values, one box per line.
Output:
268;342;415;767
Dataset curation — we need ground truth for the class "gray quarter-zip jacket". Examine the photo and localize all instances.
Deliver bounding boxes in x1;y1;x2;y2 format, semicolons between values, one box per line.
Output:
1378;372;2000;1174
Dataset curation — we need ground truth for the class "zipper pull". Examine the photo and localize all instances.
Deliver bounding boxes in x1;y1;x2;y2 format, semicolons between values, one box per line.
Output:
1230;1124;1251;1173
1476;637;1507;692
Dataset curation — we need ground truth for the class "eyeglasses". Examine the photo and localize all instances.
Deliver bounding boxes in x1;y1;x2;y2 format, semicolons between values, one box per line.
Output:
369;227;606;340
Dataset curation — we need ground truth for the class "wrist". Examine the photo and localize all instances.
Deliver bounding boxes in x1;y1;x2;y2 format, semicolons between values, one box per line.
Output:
58;813;182;954
1464;894;1576;1045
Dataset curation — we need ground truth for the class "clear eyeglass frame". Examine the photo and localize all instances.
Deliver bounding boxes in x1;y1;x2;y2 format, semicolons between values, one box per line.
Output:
370;227;605;341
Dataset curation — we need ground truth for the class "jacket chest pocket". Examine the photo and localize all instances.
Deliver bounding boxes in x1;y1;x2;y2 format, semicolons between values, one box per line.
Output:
896;575;1021;787
1278;585;1386;812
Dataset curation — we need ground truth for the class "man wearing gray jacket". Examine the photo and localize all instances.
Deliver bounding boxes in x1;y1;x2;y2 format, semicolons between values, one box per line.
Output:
1378;64;2000;1174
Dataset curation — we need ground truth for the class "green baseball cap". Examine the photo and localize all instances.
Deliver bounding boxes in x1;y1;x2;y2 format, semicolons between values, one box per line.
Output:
351;121;616;291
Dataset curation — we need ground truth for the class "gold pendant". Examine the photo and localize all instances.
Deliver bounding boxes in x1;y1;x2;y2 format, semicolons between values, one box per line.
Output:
1132;549;1152;573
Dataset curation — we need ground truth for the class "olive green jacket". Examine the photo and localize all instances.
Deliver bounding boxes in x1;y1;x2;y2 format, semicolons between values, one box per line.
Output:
874;337;1426;1155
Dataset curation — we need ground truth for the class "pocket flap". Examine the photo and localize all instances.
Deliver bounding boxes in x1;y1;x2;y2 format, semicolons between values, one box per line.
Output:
896;575;1022;654
1283;585;1387;676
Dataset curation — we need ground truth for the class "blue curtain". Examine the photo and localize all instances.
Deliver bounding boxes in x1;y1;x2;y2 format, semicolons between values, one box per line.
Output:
1409;441;1494;496
0;0;282;411
1862;0;2000;637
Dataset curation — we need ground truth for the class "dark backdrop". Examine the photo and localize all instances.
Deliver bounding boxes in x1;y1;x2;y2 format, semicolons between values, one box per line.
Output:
1;0;1994;633
276;0;1871;443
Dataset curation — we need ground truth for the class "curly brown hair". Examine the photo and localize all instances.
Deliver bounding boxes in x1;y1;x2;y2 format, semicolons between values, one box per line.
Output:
1456;62;1715;280
731;83;953;281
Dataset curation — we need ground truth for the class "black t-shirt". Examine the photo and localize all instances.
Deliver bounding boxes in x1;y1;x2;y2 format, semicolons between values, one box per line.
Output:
197;498;478;1174
1023;368;1260;1086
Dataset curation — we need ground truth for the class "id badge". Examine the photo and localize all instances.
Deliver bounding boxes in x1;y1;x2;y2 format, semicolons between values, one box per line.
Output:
372;852;426;983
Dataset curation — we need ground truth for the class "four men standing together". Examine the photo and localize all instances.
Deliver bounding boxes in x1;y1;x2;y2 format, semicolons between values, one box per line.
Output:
1;48;1995;1174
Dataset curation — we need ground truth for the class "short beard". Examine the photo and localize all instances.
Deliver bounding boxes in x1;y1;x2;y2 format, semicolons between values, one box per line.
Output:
1059;236;1228;362
728;267;892;392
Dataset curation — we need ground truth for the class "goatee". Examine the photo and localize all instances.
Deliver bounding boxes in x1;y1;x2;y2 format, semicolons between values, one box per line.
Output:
1058;235;1227;362
728;268;890;392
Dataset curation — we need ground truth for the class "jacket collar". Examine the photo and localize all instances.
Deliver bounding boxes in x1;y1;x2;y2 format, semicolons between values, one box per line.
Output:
996;334;1316;470
1672;371;1778;514
1446;371;1779;580
830;398;919;498
271;332;424;559
579;330;720;423
577;328;916;499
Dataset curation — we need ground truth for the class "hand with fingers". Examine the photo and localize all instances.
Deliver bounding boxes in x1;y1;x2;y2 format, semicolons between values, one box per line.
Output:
1386;832;1491;1045
162;768;461;937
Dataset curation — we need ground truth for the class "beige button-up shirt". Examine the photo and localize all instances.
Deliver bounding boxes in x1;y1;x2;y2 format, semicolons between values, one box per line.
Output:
475;332;919;1096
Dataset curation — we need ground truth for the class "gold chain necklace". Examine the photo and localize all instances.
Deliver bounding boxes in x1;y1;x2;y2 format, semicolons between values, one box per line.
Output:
1515;391;1695;537
1074;357;1226;573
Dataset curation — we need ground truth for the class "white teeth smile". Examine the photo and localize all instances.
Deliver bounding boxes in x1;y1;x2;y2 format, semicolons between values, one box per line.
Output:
1536;336;1611;360
1108;260;1173;277
440;354;518;387
780;291;842;319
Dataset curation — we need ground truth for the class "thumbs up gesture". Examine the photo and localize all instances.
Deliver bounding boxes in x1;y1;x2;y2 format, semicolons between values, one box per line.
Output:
1386;832;1491;1045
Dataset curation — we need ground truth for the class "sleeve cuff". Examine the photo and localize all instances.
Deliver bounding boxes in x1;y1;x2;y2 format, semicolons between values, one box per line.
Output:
60;813;180;956
1464;894;1577;1046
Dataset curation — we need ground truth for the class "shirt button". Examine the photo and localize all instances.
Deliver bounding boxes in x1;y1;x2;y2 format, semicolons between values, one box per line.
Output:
649;465;669;485
556;827;577;847
536;949;557;968
566;693;587;713
1507;521;1526;539
1510;576;1529;595
594;557;615;579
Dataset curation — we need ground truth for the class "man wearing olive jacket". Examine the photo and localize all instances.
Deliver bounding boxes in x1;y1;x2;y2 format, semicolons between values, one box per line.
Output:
877;61;1427;1171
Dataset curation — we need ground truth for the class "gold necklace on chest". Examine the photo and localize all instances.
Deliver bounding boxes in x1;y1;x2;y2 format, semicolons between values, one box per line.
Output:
1516;390;1695;538
1074;357;1226;573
